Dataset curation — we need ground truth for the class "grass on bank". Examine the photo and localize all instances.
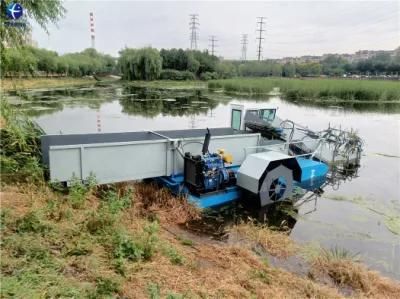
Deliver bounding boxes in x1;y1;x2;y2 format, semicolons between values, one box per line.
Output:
2;181;400;298
208;78;400;102
1;77;97;92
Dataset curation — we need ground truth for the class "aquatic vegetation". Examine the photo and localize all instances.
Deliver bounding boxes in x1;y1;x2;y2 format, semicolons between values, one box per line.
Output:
384;216;400;235
125;80;206;90
1;77;96;92
326;195;400;236
208;78;400;102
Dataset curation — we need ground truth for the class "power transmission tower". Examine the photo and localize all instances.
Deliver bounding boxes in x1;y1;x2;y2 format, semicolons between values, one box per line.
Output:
241;34;248;61
208;35;218;56
256;17;266;61
189;14;199;50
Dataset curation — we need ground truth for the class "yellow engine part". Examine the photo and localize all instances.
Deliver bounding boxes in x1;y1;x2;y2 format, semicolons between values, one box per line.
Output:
217;148;233;164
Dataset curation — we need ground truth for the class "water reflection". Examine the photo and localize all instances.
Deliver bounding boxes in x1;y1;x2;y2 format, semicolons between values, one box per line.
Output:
119;85;218;117
7;83;400;119
7;84;117;117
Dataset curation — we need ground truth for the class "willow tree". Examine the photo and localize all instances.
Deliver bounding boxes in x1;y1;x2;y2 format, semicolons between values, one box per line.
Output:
118;48;162;81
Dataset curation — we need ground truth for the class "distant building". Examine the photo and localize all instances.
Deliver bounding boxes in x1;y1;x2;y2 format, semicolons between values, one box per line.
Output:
275;48;398;64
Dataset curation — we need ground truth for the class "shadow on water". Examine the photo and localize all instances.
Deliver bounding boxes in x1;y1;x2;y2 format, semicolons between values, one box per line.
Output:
181;164;361;241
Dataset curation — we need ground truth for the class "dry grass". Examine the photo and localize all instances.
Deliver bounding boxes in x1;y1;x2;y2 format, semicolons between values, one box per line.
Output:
1;182;399;298
0;116;6;129
231;221;297;258
121;230;341;299
1;77;95;91
133;182;201;224
311;253;400;298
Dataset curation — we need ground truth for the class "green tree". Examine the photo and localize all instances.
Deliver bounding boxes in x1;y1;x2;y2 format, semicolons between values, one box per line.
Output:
118;47;162;81
296;62;321;77
216;61;237;79
282;63;296;77
321;55;346;76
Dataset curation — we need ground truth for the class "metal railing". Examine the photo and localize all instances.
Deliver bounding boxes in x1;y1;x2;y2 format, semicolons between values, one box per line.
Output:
244;138;326;161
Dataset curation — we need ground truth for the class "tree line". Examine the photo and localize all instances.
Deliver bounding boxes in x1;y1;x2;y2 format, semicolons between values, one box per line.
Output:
2;45;399;80
229;52;400;78
1;47;116;78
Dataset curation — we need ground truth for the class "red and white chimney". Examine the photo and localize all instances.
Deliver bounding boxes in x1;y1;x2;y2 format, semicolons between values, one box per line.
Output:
89;12;95;49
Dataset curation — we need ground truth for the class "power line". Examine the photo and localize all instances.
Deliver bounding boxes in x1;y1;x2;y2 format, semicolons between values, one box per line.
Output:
208;35;218;56
189;14;199;50
241;34;248;61
256;17;266;61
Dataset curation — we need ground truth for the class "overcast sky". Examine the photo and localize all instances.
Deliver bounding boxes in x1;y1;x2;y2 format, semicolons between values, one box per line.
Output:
32;0;400;59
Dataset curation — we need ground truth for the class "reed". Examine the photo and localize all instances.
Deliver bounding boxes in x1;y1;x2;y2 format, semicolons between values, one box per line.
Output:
208;78;400;102
0;99;44;183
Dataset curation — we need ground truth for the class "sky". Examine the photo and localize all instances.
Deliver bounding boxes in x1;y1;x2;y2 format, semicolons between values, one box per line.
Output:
31;0;400;59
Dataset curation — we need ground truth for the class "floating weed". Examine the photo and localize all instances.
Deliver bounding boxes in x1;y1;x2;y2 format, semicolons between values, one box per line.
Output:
326;195;400;236
384;216;400;235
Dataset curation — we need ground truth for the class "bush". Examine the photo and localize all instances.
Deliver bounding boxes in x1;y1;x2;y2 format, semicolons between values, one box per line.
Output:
92;277;120;297
86;210;116;235
16;212;49;234
160;69;195;80
112;221;159;269
200;72;218;81
68;174;96;209
162;244;185;265
100;187;133;214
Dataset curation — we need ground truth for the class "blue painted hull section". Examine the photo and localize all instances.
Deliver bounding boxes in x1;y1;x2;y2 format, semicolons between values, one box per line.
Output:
296;158;329;190
154;166;241;208
154;160;328;209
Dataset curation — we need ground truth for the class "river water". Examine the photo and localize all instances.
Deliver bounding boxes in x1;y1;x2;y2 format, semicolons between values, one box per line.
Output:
6;83;400;279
